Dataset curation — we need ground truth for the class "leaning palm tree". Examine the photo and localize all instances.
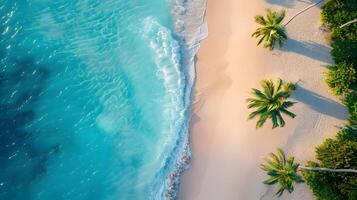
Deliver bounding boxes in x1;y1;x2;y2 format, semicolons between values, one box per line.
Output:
261;148;357;197
252;9;287;50
247;79;296;129
260;148;304;197
252;1;324;50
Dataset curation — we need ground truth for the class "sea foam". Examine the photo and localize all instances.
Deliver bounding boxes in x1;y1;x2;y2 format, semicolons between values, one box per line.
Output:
158;0;208;199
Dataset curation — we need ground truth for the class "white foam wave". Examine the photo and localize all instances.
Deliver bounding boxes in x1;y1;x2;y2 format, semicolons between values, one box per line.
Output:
152;0;208;199
142;17;188;199
140;0;208;198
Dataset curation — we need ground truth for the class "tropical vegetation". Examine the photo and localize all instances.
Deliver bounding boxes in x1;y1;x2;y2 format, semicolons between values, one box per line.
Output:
301;1;357;199
325;62;357;95
261;148;357;197
302;127;357;200
246;79;296;129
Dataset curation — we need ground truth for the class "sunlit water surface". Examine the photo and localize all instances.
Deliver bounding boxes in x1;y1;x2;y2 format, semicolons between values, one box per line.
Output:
0;0;190;199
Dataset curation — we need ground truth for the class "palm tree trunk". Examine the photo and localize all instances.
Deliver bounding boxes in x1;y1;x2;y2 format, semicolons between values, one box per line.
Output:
284;0;324;27
299;166;357;173
339;19;357;28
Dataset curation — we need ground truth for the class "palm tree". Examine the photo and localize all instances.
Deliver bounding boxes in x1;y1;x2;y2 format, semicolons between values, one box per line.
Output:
251;9;287;50
252;1;324;50
247;79;296;129
260;148;304;197
261;149;357;197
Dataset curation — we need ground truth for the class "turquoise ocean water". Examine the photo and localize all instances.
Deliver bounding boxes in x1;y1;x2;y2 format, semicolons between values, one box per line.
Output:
0;0;206;199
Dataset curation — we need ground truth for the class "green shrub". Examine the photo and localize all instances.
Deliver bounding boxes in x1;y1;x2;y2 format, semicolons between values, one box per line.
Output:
322;0;357;42
325;62;357;95
302;161;343;200
308;1;357;199
343;91;357;124
302;138;357;200
316;139;357;169
345;179;357;199
337;125;357;142
331;24;357;42
331;40;357;65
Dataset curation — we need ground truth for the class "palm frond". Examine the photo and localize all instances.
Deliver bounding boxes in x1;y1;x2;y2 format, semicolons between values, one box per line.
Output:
274;79;283;93
275;187;285;197
276;112;286;128
283;82;296;92
281;108;296;118
263;176;280;185
282;101;296;108
257;34;267;46
261;79;274;98
256;114;269;128
271;113;279;129
276;148;286;164
251;88;269;100
276;10;286;24
254;15;267;26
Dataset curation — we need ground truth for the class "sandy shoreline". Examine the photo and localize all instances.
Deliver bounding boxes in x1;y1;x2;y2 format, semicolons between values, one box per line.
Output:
179;0;347;199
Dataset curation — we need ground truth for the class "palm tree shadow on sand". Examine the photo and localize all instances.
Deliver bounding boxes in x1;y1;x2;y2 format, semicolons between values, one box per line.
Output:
292;84;347;119
281;39;332;63
265;0;314;8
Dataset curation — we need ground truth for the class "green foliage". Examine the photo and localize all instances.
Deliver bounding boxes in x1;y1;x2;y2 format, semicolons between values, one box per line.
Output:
252;9;287;50
302;138;357;200
246;79;296;129
316;139;357;169
336;125;357;142
345;179;357;199
260;149;304;197
325;62;357;95
331;40;357;65
343;91;357;124
302;161;344;200
301;1;357;199
321;0;357;41
322;0;357;100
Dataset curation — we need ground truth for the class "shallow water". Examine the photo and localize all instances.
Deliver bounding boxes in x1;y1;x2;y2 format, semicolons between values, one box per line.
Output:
0;1;190;199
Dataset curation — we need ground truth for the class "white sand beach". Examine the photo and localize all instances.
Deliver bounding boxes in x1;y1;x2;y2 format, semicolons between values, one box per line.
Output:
180;0;348;199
